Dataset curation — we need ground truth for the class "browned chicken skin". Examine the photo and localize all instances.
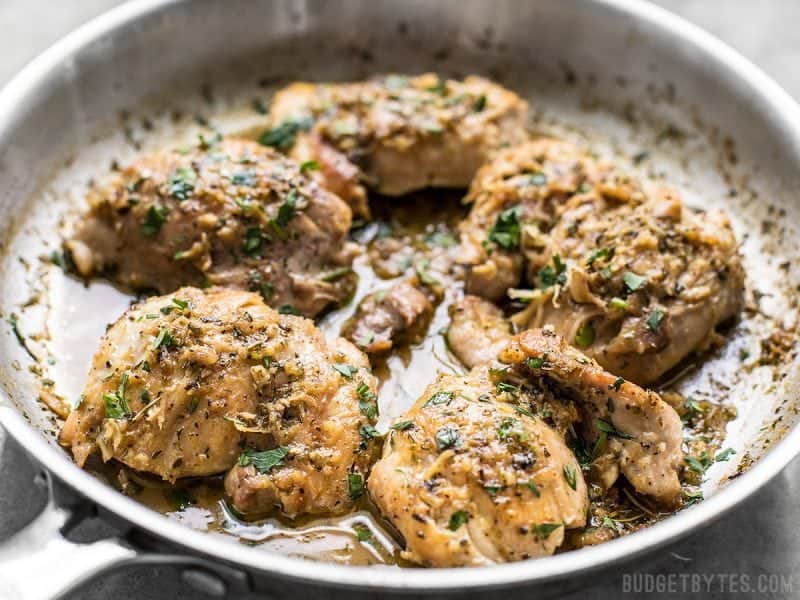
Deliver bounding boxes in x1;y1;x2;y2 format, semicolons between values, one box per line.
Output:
60;287;379;519
368;367;588;567
267;74;529;214
459;139;744;384
344;281;433;354
65;138;358;318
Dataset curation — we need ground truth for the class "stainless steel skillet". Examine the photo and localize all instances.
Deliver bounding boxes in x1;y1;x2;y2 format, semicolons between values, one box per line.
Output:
0;0;799;598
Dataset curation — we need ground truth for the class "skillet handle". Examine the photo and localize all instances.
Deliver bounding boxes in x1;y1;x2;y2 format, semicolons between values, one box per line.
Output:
0;472;250;600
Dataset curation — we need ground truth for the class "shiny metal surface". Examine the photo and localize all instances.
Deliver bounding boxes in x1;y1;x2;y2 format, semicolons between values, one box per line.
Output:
0;0;799;597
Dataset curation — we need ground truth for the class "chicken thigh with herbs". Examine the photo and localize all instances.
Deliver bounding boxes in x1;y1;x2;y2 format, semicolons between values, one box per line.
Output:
266;74;528;214
497;329;684;503
368;367;589;567
60;287;379;519
459;139;744;384
64;138;357;318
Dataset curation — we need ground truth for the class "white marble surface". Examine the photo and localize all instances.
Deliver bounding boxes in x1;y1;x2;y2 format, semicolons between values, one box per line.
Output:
1;1;799;598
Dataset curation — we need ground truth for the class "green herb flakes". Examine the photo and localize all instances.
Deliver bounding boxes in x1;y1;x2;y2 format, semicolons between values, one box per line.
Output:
168;166;197;200
622;271;647;293
424;391;454;407
539;255;567;289
141;205;169;237
487;206;521;250
435;425;460;450
332;363;357;379
646;308;665;332
238;446;289;473
258;117;313;151
348;472;364;499
448;510;469;531
532;522;562;539
299;160;320;174
563;464;577;490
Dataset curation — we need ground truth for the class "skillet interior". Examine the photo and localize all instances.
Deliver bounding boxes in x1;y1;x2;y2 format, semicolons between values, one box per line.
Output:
0;0;799;588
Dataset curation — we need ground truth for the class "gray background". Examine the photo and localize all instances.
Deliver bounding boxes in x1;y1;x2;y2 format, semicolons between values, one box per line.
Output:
1;1;799;598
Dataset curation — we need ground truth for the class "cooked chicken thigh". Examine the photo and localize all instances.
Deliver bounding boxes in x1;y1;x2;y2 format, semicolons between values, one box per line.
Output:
267;74;528;212
60;287;378;519
459;139;744;384
65;138;357;318
447;295;512;369
498;329;683;503
344;281;433;354
368;367;588;567
458;139;614;300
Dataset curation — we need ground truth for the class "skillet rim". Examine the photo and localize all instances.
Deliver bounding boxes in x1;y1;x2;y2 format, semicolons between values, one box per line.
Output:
1;0;799;591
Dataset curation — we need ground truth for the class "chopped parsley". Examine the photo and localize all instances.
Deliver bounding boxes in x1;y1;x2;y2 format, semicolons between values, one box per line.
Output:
682;396;703;423
611;377;625;391
356;332;375;347
278;304;300;315
595;418;633;440
152;328;177;349
646;308;665;332
531;522;562;539
7;313;35;360
622;271;647;293
424;391;454;407
539;255;567;289
586;247;613;266
103;372;131;419
473;94;487;112
715;448;736;462
299;160;320;174
685;452;713;475
496;381;519;395
359;423;381;446
269;190;301;238
357;384;377;419
258;116;313;151
522;480;541;497
141;205;169;237
243;227;266;255
348;472;364;499
448;510;469;531
355;525;373;543
435;425;460;450
487;206;521;250
238;446;289;473
259;282;274;301
390;420;414;431
168;166;197;200
563;464;578;490
332;363;356;379
172;297;189;310
527;353;550;370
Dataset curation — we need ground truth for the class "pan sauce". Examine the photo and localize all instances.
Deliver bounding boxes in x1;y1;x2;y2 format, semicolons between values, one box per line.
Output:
3;73;798;566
